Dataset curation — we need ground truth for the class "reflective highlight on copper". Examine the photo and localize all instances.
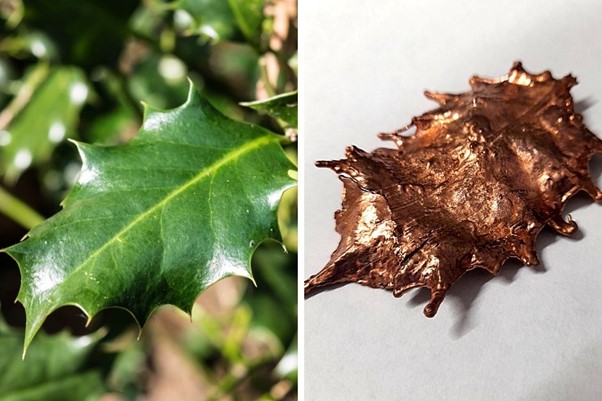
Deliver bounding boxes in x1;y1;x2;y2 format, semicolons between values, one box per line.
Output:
305;63;602;317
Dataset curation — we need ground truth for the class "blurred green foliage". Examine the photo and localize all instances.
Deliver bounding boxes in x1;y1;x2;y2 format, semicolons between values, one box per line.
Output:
0;0;297;399
0;313;105;401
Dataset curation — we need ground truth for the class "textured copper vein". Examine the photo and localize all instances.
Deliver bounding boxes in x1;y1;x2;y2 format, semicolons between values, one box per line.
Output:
305;63;602;317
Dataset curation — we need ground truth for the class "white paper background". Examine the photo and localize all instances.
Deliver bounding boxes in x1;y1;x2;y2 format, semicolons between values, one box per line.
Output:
301;1;602;400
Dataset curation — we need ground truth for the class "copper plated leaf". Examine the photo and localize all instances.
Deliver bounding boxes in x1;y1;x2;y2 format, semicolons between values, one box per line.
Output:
305;63;602;317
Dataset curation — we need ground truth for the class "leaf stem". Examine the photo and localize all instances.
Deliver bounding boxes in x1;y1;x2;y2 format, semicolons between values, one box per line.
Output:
0;186;44;229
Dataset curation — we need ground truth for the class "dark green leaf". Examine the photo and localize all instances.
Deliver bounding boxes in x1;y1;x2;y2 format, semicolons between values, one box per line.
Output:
4;83;296;353
0;316;104;401
0;373;103;401
0;65;88;182
227;0;265;46
241;91;297;128
105;340;145;400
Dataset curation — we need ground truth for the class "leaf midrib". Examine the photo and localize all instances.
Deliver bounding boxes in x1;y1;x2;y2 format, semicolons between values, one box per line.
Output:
67;134;273;278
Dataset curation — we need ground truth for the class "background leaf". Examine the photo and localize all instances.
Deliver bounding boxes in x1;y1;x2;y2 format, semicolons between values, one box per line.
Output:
0;313;104;401
241;90;297;128
178;0;239;42
21;0;138;68
4;84;296;353
227;0;266;46
0;65;88;183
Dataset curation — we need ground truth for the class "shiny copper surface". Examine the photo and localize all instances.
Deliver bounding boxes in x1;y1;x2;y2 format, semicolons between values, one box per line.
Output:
305;62;602;317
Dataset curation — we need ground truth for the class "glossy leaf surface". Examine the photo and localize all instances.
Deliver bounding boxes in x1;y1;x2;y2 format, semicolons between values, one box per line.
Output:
4;83;296;352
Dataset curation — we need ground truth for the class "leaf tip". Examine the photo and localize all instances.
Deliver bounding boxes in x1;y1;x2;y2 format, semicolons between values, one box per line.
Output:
248;273;257;288
141;101;161;121
69;139;92;158
184;78;202;107
20;316;37;358
135;326;143;341
22;319;42;359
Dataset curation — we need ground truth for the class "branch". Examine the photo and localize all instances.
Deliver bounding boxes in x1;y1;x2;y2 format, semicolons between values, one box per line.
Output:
0;186;44;229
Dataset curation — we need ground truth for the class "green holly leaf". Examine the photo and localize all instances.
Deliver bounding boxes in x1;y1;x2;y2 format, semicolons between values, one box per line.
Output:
0;64;88;183
0;314;104;401
227;0;265;46
3;83;296;353
241;91;298;129
178;0;238;42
